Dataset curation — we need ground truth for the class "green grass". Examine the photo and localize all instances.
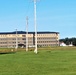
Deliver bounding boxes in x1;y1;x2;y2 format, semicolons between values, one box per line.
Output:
0;47;76;75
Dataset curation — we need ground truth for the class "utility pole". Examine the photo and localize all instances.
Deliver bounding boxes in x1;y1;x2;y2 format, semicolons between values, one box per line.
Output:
34;0;37;54
15;29;18;50
26;16;28;51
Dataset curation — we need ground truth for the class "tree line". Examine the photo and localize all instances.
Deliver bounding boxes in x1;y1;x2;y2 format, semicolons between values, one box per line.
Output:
60;37;76;46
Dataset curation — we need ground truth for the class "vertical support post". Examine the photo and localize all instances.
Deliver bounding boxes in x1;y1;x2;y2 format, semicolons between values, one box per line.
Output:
15;29;18;50
26;16;28;51
34;0;37;54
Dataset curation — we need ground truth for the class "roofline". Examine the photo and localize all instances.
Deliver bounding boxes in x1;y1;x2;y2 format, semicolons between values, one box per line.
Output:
0;31;59;34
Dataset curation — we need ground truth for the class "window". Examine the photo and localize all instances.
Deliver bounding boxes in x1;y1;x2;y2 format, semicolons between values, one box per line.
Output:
22;38;26;40
22;35;26;37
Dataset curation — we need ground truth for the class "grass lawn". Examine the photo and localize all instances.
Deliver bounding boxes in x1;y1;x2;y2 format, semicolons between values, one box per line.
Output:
0;47;76;75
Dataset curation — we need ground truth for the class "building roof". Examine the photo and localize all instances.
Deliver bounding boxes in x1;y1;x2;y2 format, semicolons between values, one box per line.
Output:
0;31;59;34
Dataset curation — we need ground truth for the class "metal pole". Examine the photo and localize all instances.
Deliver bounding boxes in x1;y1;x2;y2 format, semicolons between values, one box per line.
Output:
26;16;28;51
34;0;37;54
15;29;18;50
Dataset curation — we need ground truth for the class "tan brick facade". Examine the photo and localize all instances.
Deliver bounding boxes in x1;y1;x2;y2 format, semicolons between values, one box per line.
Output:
0;31;59;48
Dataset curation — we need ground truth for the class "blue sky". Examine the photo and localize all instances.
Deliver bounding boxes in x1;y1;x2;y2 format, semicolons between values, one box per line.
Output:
0;0;76;38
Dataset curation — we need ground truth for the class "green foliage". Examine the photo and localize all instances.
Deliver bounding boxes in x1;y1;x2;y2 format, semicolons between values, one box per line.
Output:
0;47;76;75
60;37;76;46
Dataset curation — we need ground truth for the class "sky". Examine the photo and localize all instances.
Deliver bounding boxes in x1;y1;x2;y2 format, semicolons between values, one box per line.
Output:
0;0;76;38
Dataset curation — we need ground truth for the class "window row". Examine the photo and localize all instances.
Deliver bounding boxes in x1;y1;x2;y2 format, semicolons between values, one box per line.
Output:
37;41;58;43
0;38;22;40
37;37;57;40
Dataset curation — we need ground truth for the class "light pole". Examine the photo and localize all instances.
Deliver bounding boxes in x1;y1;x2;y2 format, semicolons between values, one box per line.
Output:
26;16;28;51
15;29;18;50
34;0;37;54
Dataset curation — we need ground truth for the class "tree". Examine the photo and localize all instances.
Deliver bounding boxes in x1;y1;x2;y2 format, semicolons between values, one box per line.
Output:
60;37;76;46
